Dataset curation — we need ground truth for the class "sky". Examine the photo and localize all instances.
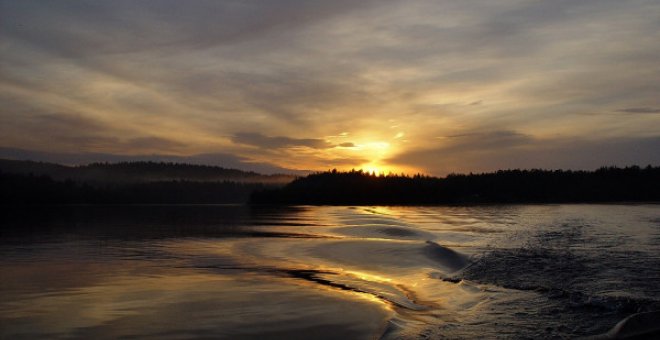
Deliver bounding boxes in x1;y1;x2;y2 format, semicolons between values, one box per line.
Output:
1;0;659;175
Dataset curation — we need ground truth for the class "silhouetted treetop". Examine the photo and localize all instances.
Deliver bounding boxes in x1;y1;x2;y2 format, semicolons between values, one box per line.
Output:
0;171;275;204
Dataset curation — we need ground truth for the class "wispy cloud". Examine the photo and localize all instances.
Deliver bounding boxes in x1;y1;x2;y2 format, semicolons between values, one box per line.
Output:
390;134;660;175
232;133;332;150
617;107;660;114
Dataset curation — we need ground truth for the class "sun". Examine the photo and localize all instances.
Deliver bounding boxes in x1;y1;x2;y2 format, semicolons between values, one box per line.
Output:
336;139;415;175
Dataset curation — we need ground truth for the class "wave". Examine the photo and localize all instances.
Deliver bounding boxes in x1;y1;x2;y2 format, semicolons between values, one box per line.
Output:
423;241;470;272
195;264;430;312
584;311;660;339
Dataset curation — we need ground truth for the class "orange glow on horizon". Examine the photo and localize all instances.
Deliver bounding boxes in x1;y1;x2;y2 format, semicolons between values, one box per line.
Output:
355;163;422;176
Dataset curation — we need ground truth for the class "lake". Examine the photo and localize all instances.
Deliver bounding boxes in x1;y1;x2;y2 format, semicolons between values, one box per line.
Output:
1;204;659;339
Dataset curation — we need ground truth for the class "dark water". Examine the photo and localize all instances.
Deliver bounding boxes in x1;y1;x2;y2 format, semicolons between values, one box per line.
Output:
1;204;659;339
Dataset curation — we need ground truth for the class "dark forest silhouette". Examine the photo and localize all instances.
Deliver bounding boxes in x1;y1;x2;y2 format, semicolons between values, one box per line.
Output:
250;166;660;205
0;171;272;204
0;159;288;204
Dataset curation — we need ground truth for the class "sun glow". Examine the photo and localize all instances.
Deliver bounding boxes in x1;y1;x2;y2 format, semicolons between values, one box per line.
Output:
358;162;423;176
359;163;396;175
325;137;420;175
363;165;383;175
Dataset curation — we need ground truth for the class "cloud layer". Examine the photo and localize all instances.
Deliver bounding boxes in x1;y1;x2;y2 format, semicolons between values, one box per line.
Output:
1;0;658;174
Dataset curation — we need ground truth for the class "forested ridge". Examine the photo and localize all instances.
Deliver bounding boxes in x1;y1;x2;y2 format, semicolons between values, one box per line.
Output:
0;159;294;184
0;159;291;204
250;166;660;205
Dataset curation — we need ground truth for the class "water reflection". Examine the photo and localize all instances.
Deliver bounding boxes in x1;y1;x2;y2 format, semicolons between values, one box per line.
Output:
1;205;659;338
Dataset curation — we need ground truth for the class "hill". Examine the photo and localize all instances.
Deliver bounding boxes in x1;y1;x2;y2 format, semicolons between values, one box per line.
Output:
0;159;295;185
0;159;296;204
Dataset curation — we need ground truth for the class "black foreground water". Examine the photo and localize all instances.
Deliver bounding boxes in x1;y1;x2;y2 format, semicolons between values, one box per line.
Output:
1;204;659;339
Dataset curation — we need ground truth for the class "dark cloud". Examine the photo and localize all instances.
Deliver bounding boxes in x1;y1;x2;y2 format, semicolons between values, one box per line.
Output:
0;0;380;127
28;113;106;132
0;112;123;150
232;132;357;150
201;70;366;124
125;137;186;150
0;1;381;58
617;107;660;114
441;130;533;152
232;132;332;149
56;136;121;149
1;112;187;152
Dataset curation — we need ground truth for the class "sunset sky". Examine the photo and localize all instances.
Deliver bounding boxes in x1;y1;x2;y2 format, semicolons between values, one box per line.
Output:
1;0;659;175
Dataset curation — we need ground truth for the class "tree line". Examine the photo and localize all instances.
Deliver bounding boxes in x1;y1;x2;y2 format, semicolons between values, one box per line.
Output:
0;171;272;204
250;166;660;205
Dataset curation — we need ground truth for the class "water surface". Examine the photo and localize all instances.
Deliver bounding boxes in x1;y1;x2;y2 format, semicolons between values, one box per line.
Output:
1;204;659;339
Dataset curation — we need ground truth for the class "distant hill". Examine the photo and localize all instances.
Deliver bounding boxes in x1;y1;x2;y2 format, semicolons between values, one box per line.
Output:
0;159;295;185
0;147;311;175
0;159;298;204
250;166;660;205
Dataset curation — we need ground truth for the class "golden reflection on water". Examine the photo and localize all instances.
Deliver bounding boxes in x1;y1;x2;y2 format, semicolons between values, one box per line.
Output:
1;261;395;339
345;270;394;284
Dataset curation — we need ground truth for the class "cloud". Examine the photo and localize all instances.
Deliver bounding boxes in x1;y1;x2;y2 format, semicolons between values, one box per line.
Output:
0;112;119;149
390;133;660;175
0;111;188;153
617;107;660;114
231;132;358;150
0;1;381;58
125;137;186;150
1;1;659;172
232;132;332;149
439;130;533;152
29;113;106;131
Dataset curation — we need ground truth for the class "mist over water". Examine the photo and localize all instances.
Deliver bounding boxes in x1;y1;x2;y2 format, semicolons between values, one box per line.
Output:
1;205;659;339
